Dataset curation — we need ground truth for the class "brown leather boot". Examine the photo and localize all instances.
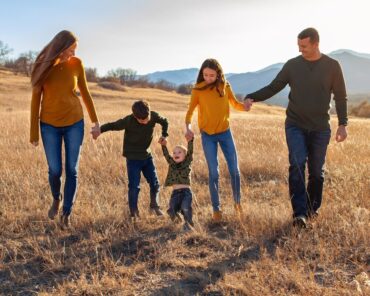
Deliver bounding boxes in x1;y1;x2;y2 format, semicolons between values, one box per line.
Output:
48;197;61;220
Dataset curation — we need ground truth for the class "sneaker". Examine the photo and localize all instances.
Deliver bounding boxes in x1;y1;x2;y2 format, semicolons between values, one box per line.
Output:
293;215;307;228
234;203;243;217
60;213;70;229
48;197;61;220
151;207;164;216
212;210;223;222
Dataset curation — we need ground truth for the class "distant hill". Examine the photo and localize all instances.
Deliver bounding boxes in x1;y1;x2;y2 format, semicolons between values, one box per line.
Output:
143;68;198;85
143;49;370;107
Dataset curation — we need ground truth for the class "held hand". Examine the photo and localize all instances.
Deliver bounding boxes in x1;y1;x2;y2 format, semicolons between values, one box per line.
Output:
335;125;347;142
31;141;39;147
185;133;194;142
185;129;194;140
243;98;253;111
158;136;167;145
90;125;101;140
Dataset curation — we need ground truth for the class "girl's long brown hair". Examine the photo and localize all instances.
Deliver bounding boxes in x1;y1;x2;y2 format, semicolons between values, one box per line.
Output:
194;58;226;97
31;30;77;87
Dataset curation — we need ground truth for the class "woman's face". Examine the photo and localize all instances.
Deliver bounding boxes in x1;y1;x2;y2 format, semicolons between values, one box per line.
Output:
59;42;77;62
202;67;218;84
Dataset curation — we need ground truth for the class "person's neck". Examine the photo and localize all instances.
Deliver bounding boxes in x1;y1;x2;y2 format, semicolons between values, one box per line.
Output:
304;50;322;62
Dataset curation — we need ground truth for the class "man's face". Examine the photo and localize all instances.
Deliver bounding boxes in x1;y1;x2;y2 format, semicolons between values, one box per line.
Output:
298;37;319;59
173;147;186;163
135;115;150;125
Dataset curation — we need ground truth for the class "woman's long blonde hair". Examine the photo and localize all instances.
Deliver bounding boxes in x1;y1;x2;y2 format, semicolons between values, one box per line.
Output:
31;30;77;87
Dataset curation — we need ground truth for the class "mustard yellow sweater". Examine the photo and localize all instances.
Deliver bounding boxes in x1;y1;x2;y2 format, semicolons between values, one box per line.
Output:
30;57;98;142
185;81;245;134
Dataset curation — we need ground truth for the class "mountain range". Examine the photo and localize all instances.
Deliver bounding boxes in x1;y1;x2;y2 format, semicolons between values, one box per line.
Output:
143;49;370;106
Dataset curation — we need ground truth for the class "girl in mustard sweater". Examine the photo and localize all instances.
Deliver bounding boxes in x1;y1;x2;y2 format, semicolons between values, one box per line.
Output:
30;30;99;229
185;59;248;222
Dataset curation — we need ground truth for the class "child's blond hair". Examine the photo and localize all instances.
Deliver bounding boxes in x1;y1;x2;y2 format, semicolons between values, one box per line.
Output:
174;145;187;154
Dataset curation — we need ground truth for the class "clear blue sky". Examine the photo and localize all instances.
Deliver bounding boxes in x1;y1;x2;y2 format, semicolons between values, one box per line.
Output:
1;0;369;75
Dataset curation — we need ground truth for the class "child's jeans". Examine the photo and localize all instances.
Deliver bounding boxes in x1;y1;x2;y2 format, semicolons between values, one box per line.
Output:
167;188;193;226
126;156;160;216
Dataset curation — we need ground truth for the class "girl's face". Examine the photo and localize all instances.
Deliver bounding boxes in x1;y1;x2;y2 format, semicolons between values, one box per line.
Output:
173;147;186;163
202;67;218;84
59;42;77;62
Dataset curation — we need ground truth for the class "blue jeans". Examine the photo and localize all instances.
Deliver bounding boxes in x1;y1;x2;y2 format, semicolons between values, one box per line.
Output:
167;188;193;226
126;156;160;215
285;123;331;218
40;120;84;216
201;129;241;212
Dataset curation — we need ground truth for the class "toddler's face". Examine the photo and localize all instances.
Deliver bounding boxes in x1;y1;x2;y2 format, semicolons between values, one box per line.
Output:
173;147;186;163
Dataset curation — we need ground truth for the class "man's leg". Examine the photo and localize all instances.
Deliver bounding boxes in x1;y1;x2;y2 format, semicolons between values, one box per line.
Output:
307;128;331;217
285;124;309;219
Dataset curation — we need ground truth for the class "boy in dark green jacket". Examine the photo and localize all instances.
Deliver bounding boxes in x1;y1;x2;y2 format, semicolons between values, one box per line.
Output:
91;100;168;219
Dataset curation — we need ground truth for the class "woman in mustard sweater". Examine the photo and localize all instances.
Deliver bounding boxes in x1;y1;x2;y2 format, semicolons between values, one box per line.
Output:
30;30;99;228
185;59;248;222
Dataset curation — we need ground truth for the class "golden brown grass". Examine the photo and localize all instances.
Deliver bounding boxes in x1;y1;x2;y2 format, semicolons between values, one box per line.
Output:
0;69;369;295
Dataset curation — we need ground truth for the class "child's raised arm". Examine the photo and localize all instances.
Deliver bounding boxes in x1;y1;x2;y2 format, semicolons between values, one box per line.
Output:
186;138;194;162
159;139;174;164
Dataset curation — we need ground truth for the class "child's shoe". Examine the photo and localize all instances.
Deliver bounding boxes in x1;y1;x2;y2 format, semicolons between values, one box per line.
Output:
183;222;194;232
151;207;164;216
212;210;222;222
167;209;182;223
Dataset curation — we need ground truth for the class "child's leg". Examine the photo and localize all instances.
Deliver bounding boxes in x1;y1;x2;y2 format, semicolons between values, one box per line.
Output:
141;156;161;209
181;189;193;226
167;190;182;221
126;159;142;216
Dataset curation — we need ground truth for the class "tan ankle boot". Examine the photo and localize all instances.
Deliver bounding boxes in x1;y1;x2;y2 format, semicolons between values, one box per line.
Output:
212;210;222;222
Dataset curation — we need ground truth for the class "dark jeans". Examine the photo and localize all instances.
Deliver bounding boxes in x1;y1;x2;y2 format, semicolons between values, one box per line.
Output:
167;188;193;226
285;123;331;218
126;156;160;215
40;120;84;216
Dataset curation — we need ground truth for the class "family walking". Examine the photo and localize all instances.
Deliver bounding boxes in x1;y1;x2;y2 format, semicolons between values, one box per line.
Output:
30;27;348;230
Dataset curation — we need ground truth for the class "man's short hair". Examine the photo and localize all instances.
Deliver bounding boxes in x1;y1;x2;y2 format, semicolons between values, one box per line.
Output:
298;27;320;43
132;100;150;119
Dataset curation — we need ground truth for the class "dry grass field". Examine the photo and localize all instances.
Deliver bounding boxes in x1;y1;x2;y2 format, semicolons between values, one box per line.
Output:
0;69;369;295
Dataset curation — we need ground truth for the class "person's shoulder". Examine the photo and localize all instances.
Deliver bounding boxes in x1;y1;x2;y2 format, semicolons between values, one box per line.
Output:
192;81;207;91
321;54;340;66
69;56;82;65
286;55;302;65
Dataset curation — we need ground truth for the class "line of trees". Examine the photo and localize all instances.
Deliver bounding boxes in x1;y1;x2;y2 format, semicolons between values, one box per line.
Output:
0;40;193;95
